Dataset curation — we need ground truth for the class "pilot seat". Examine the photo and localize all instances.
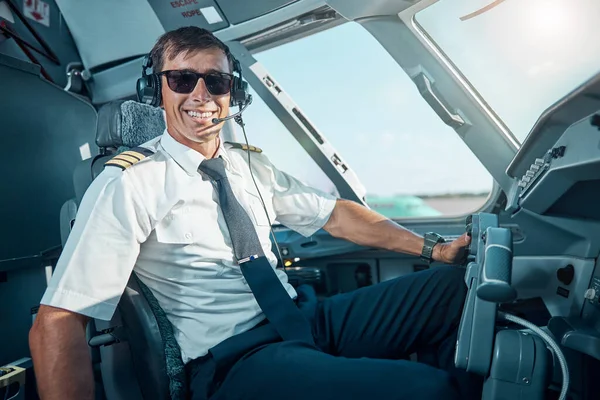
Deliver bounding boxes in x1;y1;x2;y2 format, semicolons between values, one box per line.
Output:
60;100;188;400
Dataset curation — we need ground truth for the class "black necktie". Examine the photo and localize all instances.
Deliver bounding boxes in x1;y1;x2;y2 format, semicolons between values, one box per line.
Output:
198;157;315;345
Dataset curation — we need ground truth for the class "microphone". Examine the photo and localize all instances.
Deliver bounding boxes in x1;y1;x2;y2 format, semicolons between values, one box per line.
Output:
212;95;253;124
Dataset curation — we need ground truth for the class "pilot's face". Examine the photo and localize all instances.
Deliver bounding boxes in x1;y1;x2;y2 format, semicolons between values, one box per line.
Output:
160;47;231;147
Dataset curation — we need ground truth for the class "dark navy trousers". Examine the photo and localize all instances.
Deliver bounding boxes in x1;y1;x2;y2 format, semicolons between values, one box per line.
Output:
188;266;483;400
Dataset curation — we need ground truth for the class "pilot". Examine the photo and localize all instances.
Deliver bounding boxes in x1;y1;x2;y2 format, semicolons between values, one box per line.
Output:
29;26;480;400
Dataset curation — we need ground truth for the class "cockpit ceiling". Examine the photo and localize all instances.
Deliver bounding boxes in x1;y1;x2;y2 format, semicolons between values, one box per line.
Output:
54;0;329;71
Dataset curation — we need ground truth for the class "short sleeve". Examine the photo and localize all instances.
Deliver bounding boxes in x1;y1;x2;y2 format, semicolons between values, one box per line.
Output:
40;169;151;320
267;160;338;237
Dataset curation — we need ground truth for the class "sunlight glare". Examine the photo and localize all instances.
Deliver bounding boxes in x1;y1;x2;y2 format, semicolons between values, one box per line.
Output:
526;0;572;40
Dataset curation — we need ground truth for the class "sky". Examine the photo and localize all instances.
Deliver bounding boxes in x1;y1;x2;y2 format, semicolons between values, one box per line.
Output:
233;0;600;198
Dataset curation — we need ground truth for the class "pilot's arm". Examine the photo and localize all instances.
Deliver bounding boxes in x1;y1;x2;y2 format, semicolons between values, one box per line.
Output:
322;199;470;263
264;156;469;265
29;168;150;400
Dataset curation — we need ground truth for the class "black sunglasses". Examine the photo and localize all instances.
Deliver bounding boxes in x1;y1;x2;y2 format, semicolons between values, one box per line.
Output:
158;70;233;96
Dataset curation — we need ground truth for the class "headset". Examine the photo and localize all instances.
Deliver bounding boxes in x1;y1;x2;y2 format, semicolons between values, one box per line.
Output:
135;52;250;108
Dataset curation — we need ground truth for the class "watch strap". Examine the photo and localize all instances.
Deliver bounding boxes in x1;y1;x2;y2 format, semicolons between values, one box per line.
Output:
420;232;445;263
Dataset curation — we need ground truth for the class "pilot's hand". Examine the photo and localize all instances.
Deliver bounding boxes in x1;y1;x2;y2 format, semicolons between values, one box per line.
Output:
435;232;471;265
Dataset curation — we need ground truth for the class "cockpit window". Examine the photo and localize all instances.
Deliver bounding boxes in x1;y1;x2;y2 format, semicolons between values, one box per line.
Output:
414;0;600;144
242;21;493;219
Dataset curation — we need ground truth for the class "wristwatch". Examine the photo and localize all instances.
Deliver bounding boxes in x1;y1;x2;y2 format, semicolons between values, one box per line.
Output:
420;232;445;263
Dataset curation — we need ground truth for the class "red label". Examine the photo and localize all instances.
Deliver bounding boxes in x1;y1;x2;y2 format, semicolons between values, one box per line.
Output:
170;0;198;8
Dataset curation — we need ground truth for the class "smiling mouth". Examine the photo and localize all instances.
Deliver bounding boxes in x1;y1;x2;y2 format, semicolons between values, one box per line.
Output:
185;110;217;123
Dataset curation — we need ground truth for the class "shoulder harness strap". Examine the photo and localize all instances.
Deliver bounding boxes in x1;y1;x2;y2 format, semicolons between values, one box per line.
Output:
105;146;155;171
224;141;262;153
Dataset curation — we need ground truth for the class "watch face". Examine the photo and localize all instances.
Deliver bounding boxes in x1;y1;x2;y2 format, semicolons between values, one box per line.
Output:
425;233;443;243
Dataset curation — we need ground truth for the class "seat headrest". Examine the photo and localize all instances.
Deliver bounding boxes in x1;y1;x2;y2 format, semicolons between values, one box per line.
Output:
96;100;165;149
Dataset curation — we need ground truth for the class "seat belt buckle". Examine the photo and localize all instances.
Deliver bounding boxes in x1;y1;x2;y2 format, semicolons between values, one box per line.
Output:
238;254;259;264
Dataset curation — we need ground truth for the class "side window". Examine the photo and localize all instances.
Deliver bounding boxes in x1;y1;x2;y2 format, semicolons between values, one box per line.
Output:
242;22;493;219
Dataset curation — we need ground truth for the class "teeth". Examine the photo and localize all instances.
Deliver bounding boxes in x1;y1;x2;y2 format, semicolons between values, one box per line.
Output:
187;111;214;119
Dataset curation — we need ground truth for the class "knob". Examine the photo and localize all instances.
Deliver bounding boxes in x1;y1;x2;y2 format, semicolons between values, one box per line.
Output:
584;288;596;300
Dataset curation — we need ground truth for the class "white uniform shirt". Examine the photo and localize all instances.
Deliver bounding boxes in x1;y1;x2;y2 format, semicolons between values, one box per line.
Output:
41;130;338;363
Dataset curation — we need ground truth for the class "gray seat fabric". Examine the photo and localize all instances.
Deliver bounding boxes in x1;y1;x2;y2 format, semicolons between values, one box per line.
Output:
72;100;165;206
96;100;166;150
60;100;186;399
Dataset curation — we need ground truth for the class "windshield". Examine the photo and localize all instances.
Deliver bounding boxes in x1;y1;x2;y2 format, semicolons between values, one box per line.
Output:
414;0;600;144
240;22;493;220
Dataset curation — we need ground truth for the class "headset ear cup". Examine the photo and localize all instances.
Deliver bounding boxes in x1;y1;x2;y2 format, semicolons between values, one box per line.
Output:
230;76;248;107
230;76;238;107
229;58;248;107
136;76;146;103
136;74;159;106
239;80;249;103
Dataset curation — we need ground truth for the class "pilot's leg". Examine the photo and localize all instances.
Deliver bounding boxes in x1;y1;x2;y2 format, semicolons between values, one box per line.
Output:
211;340;460;400
313;265;482;399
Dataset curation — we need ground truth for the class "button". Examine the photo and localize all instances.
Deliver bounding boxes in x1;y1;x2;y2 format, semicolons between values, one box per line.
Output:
185;233;192;240
584;288;596;300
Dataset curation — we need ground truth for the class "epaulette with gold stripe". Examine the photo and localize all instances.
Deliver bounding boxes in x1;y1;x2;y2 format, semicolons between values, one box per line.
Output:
105;147;155;170
224;141;262;153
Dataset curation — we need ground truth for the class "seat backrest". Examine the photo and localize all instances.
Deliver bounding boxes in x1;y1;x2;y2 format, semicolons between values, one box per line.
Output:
60;100;187;399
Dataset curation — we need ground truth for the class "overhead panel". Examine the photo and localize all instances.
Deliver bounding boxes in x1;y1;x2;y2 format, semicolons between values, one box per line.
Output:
54;0;165;70
216;0;298;25
147;0;229;32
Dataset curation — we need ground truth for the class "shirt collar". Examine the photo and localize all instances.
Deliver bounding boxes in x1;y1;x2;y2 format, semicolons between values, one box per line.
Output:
159;130;239;176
